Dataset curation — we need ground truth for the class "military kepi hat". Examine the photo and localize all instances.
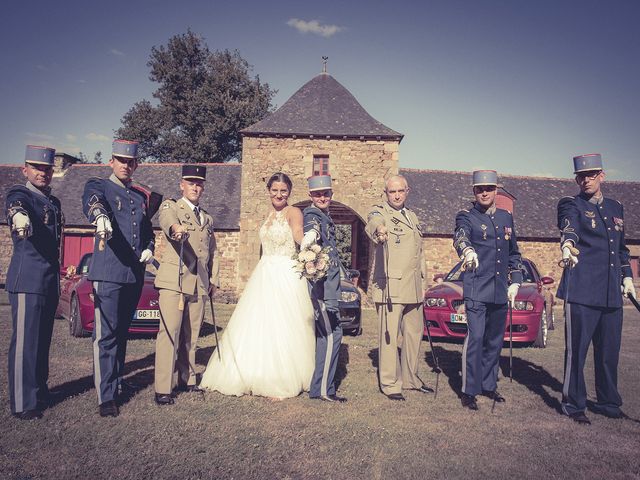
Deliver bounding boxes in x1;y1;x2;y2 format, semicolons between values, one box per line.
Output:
308;175;332;192
472;170;498;187
573;153;603;173
182;164;206;181
112;139;139;159
25;145;55;166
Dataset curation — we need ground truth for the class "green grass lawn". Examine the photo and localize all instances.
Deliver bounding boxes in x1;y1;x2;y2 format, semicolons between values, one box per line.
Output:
2;304;640;479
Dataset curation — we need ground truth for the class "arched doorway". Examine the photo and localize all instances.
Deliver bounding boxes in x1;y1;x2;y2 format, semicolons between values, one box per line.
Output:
294;200;370;291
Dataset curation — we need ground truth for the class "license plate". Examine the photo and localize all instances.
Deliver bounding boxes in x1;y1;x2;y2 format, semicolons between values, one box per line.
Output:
450;313;467;323
134;309;160;319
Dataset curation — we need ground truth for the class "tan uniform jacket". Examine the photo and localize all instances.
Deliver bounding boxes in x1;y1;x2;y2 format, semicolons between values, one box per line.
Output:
154;198;220;295
365;202;425;304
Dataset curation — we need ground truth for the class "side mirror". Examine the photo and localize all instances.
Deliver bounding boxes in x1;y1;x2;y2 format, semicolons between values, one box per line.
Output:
541;276;554;285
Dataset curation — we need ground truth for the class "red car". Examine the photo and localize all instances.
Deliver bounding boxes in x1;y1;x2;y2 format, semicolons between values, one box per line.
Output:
57;253;161;337
423;258;554;348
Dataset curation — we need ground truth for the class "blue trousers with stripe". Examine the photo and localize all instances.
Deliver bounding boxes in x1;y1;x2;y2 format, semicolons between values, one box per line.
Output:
462;300;507;396
92;280;143;405
309;297;343;398
562;303;623;416
8;290;58;414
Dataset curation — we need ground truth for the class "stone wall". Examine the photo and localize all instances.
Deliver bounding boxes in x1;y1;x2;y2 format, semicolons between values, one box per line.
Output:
0;225;12;284
238;136;400;292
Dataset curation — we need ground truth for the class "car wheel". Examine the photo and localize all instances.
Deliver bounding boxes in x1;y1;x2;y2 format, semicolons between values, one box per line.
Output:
69;295;85;338
532;308;548;348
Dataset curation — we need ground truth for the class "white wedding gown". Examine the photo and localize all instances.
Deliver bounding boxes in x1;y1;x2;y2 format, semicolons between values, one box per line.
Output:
200;209;315;398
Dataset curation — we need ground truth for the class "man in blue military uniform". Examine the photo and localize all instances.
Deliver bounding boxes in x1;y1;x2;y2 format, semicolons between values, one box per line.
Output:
453;170;523;410
6;145;63;420
82;139;156;417
301;175;346;403
557;153;635;425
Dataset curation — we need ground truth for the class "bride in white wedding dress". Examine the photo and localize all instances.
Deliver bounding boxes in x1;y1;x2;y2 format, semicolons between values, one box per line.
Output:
199;173;315;398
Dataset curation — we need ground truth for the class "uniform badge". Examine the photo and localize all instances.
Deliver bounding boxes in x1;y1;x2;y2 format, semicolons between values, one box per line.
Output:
162;203;170;210
115;196;122;211
613;217;624;231
504;226;512;241
43;205;50;225
481;224;487;240
585;211;596;229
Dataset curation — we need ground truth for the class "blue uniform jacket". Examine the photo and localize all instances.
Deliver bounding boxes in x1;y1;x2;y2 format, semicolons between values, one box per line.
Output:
303;205;341;302
5;183;63;294
82;174;155;284
454;204;524;304
557;193;631;308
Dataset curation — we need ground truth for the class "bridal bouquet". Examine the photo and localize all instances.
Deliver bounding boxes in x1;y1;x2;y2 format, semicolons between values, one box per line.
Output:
292;244;332;281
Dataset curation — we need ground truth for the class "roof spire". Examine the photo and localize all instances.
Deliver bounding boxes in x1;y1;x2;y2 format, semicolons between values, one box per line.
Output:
322;56;328;73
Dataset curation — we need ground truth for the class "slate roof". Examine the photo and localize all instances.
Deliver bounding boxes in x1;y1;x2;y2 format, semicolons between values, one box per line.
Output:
401;168;640;240
0;164;241;230
241;73;403;140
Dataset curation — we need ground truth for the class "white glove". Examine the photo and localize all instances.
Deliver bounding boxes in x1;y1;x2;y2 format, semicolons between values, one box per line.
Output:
139;249;154;264
622;277;636;299
96;215;113;240
462;249;479;271
562;242;578;268
508;283;520;308
12;212;32;238
301;230;318;249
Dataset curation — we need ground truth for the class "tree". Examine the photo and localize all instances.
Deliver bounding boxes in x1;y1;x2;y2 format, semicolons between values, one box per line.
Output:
77;151;103;164
116;30;275;163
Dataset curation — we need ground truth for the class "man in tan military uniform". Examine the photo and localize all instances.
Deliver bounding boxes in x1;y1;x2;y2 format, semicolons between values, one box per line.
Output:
153;165;219;405
365;175;432;401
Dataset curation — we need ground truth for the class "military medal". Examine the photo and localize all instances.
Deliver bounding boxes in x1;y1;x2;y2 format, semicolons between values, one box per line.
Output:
613;217;624;231
115;196;122;211
585;211;596;228
481;224;487;240
43;205;50;224
504;226;512;240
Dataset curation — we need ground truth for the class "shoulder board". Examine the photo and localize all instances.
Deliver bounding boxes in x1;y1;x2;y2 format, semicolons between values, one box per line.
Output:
161;199;177;210
559;196;575;201
457;208;470;214
8;184;28;192
372;204;383;209
614;199;622;206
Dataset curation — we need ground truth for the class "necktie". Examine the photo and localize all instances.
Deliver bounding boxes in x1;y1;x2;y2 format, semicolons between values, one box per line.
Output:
401;209;412;227
194;206;201;225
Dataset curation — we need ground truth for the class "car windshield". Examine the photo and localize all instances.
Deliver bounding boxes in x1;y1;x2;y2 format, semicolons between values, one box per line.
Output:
445;260;537;283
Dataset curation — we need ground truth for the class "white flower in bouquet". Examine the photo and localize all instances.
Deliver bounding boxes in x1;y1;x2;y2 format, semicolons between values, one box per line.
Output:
305;261;317;275
310;244;322;253
316;258;327;271
300;249;317;262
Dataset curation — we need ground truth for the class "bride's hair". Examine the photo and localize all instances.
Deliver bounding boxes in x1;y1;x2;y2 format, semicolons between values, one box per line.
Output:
266;172;293;192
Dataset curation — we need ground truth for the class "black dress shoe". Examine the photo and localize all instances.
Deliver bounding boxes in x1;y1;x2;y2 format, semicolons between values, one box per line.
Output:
155;393;175;406
385;393;406;401
568;411;591;425
118;379;143;394
175;384;204;393
412;385;435;394
99;400;119;418
320;394;347;403
482;390;506;403
13;409;43;420
461;394;478;410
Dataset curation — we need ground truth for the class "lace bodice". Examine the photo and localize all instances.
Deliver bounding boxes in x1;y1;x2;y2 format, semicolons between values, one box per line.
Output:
259;209;296;257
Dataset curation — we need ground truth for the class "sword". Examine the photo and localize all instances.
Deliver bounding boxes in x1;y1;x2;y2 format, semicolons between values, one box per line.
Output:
509;302;513;383
422;301;442;399
178;238;185;311
629;294;640;313
208;294;221;360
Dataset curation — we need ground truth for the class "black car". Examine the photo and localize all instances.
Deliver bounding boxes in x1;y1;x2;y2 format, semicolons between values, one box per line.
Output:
338;264;362;335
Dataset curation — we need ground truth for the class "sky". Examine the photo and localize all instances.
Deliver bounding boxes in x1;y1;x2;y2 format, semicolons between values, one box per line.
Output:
1;0;639;181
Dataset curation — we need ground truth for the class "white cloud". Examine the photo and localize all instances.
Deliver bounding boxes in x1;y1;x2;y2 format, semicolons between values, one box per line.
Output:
65;134;77;142
109;48;125;56
86;132;110;142
26;132;55;141
287;18;343;38
77;79;87;84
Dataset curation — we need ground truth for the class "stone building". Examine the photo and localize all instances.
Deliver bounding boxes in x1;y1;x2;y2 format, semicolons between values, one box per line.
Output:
1;72;639;300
